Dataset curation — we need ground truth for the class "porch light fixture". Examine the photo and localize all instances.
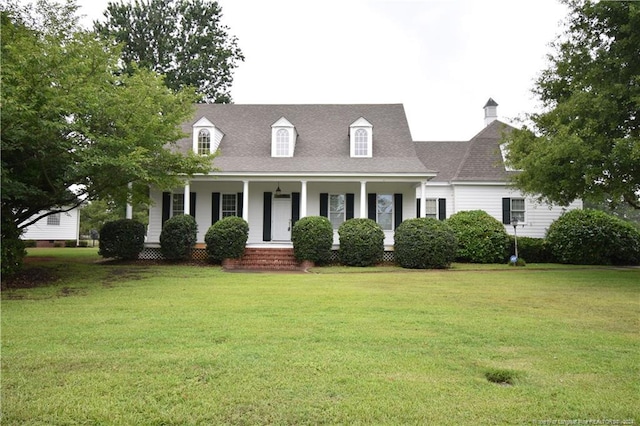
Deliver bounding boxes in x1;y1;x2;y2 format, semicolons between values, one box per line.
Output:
275;183;282;197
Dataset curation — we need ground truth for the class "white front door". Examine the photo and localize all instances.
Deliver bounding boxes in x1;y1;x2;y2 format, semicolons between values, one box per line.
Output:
272;197;292;241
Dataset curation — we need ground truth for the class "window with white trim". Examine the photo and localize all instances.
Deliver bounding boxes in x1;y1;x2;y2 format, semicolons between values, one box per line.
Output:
198;129;211;155
425;199;437;219
172;194;184;217
377;194;393;231
47;213;61;226
276;129;289;156
329;194;345;229
221;193;237;218
511;198;525;222
354;129;368;156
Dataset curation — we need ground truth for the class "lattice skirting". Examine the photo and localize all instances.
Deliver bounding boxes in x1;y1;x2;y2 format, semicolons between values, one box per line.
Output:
138;247;395;263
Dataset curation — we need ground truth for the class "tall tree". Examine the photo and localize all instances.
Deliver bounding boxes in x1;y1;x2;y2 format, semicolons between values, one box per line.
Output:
504;0;639;210
1;0;214;271
94;0;244;104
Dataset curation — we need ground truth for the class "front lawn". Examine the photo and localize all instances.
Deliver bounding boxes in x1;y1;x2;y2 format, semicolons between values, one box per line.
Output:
1;249;638;424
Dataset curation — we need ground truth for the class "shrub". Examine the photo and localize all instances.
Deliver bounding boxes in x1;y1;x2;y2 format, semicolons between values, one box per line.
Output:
291;216;334;264
99;219;146;260
394;218;457;269
338;218;384;266
1;214;26;276
65;240;77;248
508;236;552;263
78;240;89;248
447;210;509;263
205;216;249;262
23;240;37;248
546;209;640;265
160;214;198;261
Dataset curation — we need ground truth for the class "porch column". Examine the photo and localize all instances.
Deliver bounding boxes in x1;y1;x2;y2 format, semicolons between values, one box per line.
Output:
360;180;367;218
125;182;133;219
184;182;190;215
242;180;249;222
420;181;427;218
300;180;307;218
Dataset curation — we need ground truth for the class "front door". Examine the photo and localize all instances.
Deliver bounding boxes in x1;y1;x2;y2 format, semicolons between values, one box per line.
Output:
272;196;292;241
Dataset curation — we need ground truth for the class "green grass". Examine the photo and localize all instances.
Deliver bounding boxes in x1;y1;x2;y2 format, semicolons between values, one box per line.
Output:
2;249;639;425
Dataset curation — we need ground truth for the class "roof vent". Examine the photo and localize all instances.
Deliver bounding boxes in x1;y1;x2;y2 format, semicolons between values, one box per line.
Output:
483;98;498;126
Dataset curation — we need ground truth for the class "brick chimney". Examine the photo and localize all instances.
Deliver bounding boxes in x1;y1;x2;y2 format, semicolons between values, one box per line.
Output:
483;98;498;126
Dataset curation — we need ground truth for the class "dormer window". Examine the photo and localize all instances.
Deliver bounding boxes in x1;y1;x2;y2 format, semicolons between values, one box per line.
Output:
192;117;223;155
271;117;296;157
198;129;210;155
350;117;373;158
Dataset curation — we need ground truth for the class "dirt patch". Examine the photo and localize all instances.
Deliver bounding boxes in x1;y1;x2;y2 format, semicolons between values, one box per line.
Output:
101;266;152;287
1;266;60;290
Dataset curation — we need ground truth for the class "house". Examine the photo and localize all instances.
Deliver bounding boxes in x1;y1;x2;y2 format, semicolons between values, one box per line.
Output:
20;208;81;247
144;100;580;256
414;99;582;238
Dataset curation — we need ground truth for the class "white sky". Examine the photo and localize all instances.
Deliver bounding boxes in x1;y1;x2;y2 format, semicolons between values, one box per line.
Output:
72;0;568;141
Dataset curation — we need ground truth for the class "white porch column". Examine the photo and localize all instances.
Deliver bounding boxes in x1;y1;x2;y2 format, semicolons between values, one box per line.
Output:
360;180;367;218
300;180;308;218
184;182;190;215
242;180;249;222
125;182;133;219
420;181;427;218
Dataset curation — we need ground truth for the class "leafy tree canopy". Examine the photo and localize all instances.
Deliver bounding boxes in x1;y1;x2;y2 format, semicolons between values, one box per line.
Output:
1;0;214;232
94;0;244;103
505;0;639;210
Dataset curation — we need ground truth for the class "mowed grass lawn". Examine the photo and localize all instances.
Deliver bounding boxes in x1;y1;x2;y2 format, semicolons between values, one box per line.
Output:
1;249;638;425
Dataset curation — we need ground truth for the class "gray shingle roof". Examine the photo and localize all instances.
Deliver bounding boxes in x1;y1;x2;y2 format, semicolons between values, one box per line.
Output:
176;104;433;175
414;120;517;183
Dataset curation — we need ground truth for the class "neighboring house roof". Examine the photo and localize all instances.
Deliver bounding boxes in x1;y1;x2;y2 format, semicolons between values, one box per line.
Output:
414;120;517;183
176;104;434;176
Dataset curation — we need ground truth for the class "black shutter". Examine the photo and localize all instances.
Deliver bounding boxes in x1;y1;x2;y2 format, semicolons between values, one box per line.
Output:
416;198;421;218
346;193;355;220
502;197;511;224
292;192;300;227
438;198;447;221
263;192;272;241
211;192;221;225
162;192;171;225
319;193;329;217
368;193;377;220
394;193;403;229
190;192;196;219
237;192;243;218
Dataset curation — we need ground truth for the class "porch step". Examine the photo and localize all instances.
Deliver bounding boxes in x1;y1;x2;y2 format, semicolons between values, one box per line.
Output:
227;248;303;271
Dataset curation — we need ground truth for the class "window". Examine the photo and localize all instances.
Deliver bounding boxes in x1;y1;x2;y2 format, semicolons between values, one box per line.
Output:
511;198;525;222
276;129;289;156
221;193;237;218
354;129;368;156
198;129;210;155
377;194;393;230
172;193;184;216
425;199;437;219
47;213;61;226
329;194;345;229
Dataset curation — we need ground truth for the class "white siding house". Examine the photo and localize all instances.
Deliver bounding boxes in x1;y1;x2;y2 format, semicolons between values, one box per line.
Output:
20;208;81;246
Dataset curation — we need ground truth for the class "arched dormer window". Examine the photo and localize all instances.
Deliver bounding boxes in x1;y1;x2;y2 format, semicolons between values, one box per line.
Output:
350;117;373;158
276;129;289;156
192;116;223;155
271;117;296;157
198;129;211;155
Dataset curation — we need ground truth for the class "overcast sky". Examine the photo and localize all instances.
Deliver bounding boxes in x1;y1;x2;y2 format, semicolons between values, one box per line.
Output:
72;0;569;141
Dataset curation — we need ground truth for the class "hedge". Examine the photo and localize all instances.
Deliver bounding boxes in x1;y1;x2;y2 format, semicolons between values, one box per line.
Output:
394;218;457;269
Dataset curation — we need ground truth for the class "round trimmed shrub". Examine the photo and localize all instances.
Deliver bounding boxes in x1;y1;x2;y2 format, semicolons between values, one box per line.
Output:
447;210;509;263
292;216;333;264
98;219;146;260
546;209;640;265
205;216;249;262
394;218;457;269
160;214;198;261
338;218;384;266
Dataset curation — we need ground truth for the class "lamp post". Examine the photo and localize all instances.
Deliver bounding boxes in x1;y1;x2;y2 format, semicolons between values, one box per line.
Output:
512;218;519;260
